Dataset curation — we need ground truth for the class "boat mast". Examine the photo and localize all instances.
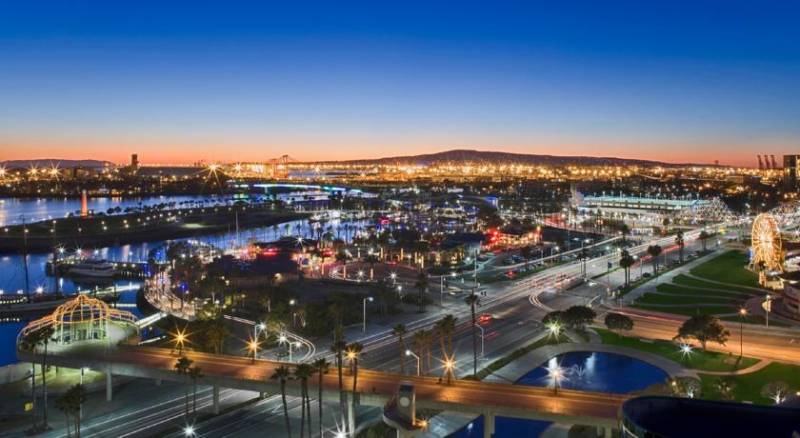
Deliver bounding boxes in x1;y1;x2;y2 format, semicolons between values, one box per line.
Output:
21;214;30;302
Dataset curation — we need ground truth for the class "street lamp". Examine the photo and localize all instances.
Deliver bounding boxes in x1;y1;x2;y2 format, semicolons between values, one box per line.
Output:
79;367;89;419
443;358;455;384
405;350;420;376
362;296;373;332
679;343;693;363
475;324;485;358
546;321;561;341
184;425;196;437
739;307;747;357
546;362;565;395
254;322;266;341
248;338;260;363
173;329;187;355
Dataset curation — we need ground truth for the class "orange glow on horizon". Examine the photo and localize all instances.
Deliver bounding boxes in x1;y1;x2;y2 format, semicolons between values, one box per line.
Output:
0;135;790;167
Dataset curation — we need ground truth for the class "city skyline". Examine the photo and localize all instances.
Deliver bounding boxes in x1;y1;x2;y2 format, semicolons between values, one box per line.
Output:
1;1;798;166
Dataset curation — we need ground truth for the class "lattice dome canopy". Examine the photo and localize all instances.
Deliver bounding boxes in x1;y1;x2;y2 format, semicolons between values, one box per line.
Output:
19;294;137;345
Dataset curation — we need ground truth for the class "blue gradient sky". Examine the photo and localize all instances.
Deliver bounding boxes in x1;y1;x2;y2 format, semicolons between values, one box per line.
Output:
1;1;798;165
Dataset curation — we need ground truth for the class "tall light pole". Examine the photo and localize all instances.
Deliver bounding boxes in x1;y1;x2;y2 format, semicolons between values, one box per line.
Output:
476;324;485;358
739;307;747;357
254;322;265;342
248;339;259;363
362;296;373;332
405;350;420;376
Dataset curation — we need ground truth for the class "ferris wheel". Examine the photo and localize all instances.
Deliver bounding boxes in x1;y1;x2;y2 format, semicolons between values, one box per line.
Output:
751;213;783;273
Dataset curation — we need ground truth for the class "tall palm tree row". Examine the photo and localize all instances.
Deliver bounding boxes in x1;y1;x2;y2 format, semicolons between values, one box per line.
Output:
188;365;203;414
20;325;56;430
647;244;663;275
55;384;86;438
173;356;193;419
294;363;314;438
271;365;293;438
330;328;348;433
347;342;364;434
675;230;685;264
437;314;457;358
619;249;635;287
312;358;330;438
412;329;434;373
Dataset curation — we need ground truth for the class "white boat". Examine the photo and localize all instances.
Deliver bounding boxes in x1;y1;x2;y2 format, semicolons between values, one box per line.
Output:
67;259;117;278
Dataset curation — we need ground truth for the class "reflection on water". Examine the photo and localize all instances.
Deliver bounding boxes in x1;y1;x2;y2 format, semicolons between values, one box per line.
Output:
450;352;668;437
0;195;232;226
0;209;370;366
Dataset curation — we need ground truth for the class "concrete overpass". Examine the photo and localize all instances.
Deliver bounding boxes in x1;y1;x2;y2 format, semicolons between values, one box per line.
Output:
19;345;626;437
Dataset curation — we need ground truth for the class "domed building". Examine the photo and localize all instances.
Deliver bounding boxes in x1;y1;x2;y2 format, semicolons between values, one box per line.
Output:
19;294;137;345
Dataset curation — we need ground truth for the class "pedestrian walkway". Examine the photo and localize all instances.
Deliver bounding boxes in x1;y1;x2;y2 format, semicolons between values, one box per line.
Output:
696;359;772;376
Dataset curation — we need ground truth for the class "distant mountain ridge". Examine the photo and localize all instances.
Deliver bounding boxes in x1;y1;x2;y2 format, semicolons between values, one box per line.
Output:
327;149;702;167
0;159;115;169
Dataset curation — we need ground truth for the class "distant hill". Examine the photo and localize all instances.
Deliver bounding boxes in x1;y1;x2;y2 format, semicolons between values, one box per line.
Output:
327;149;700;167
0;159;115;169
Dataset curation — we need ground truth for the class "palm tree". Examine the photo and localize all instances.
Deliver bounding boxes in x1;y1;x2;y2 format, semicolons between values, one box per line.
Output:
330;331;348;433
413;329;434;373
435;314;456;359
699;230;711;252
271;365;293;438
55;384;86;438
21;325;55;429
188;365;203;414
675;230;685;264
619;223;630;244
173;356;193;419
647;244;663;275
415;270;429;312
391;324;407;374
38;325;55;429
346;341;364;432
465;293;480;375
619;249;635;287
312;358;330;438
294;363;314;438
203;319;229;354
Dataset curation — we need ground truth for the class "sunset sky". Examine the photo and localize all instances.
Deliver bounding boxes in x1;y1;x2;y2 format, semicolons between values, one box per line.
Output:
1;1;798;166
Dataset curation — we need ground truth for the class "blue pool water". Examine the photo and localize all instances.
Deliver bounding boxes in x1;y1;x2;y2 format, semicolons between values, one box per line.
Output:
450;351;669;438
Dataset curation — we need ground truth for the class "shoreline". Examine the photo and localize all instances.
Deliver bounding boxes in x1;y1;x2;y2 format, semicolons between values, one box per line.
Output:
0;208;309;253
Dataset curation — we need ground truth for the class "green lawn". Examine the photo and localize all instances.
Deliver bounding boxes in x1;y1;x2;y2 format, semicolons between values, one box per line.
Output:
700;362;800;404
672;274;761;295
690;250;759;288
655;283;748;299
596;329;759;372
636;293;735;306
633;304;735;317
